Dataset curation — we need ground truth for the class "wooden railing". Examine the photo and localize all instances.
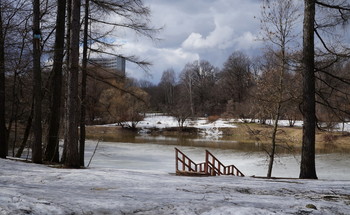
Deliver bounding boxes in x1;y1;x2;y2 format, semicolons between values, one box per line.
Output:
175;147;206;173
175;148;244;177
205;150;244;177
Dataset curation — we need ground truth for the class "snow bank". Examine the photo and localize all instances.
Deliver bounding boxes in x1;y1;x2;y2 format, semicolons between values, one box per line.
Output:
1;158;349;215
134;115;237;140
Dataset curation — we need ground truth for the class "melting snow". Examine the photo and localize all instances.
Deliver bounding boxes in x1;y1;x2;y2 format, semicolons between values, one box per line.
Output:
1;158;350;215
2;115;350;214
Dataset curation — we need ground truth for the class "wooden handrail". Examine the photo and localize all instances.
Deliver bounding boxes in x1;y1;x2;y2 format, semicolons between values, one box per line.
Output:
175;148;244;177
205;150;244;177
226;164;245;177
175;147;203;172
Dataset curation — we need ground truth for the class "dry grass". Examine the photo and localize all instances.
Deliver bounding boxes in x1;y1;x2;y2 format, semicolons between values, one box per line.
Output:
85;125;136;142
226;123;350;152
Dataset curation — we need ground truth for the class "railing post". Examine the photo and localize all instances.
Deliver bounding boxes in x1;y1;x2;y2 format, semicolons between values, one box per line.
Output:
175;148;178;172
182;154;185;171
205;150;209;175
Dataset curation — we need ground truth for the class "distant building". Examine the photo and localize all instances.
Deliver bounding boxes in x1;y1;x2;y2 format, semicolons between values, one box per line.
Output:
88;56;126;77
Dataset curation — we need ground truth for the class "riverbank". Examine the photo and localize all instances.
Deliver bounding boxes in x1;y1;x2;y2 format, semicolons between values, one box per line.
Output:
86;115;350;153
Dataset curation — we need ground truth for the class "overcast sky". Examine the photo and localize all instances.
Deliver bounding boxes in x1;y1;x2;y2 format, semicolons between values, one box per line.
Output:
121;0;263;83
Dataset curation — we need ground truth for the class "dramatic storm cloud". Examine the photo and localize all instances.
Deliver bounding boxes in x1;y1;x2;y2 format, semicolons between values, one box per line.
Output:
120;0;262;83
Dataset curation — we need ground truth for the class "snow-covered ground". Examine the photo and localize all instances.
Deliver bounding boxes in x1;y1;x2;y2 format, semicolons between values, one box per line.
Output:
135;114;237;130
1;157;350;215
110;114;350;140
2;115;349;214
114;114;237;139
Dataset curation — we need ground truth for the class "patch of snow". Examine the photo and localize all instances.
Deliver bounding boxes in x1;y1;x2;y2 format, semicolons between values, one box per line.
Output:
102;114;350;134
199;127;223;140
130;115;237;140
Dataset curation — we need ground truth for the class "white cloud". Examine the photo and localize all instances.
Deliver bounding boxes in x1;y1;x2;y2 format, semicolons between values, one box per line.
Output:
181;24;235;50
102;0;263;83
180;0;261;52
235;32;259;50
117;40;199;82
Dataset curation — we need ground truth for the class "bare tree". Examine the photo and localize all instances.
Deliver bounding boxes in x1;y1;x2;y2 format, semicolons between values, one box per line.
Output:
65;0;81;168
179;67;195;115
259;0;301;178
219;51;254;118
179;60;218;116
80;0;90;167
86;0;159;68
159;68;176;108
77;0;159;166
98;80;148;128
0;0;33;158
300;0;318;179
61;0;72;164
44;0;67;163
220;51;253;104
32;0;42;164
300;0;350;179
0;1;7;159
170;84;192;129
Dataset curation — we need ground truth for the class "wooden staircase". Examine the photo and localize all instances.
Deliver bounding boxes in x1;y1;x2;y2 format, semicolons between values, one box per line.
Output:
175;147;244;177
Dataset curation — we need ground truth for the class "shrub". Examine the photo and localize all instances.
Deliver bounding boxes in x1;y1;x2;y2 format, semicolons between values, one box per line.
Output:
207;115;220;122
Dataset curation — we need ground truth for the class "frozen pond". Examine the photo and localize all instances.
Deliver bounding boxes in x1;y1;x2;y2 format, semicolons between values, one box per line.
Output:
85;140;350;180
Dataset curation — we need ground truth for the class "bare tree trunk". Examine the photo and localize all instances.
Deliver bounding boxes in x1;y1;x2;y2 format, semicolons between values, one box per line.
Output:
8;29;28;157
32;0;42;164
267;103;281;178
300;0;317;179
80;0;89;167
15;102;33;158
267;50;285;178
188;78;194;115
61;0;72;164
65;0;81;168
260;0;299;178
44;0;66;163
0;5;7;159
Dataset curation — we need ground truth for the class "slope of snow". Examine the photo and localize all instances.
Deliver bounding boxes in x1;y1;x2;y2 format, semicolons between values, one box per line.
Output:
1;158;350;215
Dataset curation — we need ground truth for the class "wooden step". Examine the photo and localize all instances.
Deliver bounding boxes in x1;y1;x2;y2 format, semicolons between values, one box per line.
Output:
176;170;209;177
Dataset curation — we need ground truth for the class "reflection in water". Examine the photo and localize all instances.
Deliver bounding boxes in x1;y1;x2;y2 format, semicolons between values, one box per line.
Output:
93;131;350;154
